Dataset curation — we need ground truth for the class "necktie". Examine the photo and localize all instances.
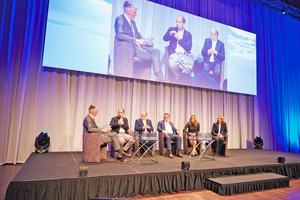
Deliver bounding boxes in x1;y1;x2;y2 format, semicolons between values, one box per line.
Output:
130;20;142;48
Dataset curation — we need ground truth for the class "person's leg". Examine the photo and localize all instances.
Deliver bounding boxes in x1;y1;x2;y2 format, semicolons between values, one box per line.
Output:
143;46;162;77
164;134;173;158
213;62;221;87
122;133;135;153
102;132;124;162
168;53;180;78
212;136;219;154
118;133;126;147
170;134;183;157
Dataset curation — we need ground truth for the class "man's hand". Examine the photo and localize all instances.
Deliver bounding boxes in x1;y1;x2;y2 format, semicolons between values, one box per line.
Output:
217;134;222;137
173;32;181;41
170;30;176;35
118;120;124;125
150;41;154;47
136;39;147;46
102;128;111;133
208;48;214;54
143;125;150;129
177;130;180;135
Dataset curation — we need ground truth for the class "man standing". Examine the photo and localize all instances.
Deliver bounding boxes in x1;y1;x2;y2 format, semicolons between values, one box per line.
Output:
201;28;225;87
157;113;183;158
83;105;124;162
163;15;192;82
134;112;155;154
110;108;135;156
114;1;164;80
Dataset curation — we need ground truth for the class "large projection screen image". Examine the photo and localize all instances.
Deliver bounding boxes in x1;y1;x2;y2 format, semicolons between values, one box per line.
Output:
42;0;257;95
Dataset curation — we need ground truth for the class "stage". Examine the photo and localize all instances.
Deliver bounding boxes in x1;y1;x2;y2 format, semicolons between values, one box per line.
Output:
5;149;300;200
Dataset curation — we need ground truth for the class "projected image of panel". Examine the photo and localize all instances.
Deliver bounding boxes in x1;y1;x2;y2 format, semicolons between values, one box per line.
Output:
42;0;257;95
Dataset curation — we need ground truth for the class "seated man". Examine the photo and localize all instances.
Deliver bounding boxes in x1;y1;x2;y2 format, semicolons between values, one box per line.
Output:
201;28;225;87
163;15;193;83
157;113;183;158
110;108;135;156
134;112;155;155
114;1;164;80
83;105;124;162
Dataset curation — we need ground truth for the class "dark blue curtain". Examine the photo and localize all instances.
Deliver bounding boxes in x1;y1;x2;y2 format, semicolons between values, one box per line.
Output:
1;0;299;154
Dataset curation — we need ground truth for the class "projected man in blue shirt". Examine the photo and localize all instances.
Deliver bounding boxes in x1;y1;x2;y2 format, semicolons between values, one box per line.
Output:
201;28;225;87
163;15;193;84
114;1;164;81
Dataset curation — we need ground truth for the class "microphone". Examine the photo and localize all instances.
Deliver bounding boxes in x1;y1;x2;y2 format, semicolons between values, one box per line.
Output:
117;116;120;119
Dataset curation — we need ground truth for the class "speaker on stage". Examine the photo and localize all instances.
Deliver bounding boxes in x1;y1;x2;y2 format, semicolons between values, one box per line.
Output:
277;157;285;163
79;166;88;176
181;161;190;170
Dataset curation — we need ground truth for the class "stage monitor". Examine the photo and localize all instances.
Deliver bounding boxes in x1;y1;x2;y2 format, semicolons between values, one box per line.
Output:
42;0;257;95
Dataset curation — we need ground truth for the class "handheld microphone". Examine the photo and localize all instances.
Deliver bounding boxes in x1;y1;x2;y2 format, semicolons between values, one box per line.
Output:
117;116;120;119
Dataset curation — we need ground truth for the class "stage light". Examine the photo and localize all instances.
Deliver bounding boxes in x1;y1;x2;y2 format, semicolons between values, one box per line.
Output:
277;157;285;163
79;166;88;176
35;131;50;153
181;161;190;170
281;7;286;15
254;135;263;149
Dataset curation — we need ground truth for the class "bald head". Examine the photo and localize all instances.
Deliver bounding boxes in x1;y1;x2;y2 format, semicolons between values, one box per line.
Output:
210;28;218;41
141;112;147;120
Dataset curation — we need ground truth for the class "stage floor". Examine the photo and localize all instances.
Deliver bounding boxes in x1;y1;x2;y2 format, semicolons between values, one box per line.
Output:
12;149;300;182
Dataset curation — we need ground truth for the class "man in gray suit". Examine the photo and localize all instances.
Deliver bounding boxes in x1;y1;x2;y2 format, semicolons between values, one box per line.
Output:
157;113;183;158
83;105;124;162
114;1;164;80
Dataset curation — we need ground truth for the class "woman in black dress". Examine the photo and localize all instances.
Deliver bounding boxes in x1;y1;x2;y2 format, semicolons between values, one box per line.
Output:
183;115;200;156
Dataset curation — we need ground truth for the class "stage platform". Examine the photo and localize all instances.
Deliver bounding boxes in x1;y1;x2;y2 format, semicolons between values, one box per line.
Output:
5;149;300;200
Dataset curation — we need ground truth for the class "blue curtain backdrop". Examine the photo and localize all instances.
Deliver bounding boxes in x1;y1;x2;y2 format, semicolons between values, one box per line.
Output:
0;0;299;156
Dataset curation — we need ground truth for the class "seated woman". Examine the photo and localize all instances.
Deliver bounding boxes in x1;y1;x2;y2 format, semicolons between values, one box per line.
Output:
183;115;200;156
211;115;228;155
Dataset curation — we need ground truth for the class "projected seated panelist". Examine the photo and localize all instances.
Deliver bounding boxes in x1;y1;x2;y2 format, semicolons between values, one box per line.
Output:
201;28;225;88
163;15;193;83
114;1;164;81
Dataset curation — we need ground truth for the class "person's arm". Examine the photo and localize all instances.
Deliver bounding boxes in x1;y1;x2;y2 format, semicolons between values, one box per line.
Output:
171;122;180;135
84;117;102;133
109;117;119;129
183;123;189;134
149;120;154;132
222;123;228;136
215;41;225;62
134;120;143;132
211;123;218;137
178;31;192;52
114;15;136;44
163;27;173;42
122;118;129;132
201;39;210;59
157;121;163;132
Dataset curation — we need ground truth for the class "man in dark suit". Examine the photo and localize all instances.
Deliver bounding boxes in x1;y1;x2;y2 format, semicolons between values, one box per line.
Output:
83;105;124;162
114;1;164;80
211;115;228;155
110;108;135;156
201;28;225;87
135;112;155;153
157;113;183;158
163;15;193;82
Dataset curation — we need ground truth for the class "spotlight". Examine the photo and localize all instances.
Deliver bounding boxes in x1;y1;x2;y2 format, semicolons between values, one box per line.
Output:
35;131;50;153
79;166;88;176
281;7;286;15
181;161;190;170
254;135;263;149
277;157;285;163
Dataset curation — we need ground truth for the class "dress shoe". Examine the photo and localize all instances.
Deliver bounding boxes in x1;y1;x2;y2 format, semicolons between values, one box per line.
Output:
116;157;124;163
178;153;183;158
122;153;132;157
169;153;173;158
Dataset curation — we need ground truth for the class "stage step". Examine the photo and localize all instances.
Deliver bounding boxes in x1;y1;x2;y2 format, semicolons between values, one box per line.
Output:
206;172;289;196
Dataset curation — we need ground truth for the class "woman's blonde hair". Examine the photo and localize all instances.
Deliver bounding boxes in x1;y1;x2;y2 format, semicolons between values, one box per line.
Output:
189;115;199;126
216;115;225;124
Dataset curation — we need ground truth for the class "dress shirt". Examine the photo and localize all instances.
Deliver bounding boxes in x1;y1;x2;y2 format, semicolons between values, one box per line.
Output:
209;40;217;62
164;121;173;133
119;118;125;133
175;29;185;53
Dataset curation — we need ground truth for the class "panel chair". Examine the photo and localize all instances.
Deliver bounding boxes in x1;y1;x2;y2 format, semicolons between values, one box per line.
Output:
82;131;107;163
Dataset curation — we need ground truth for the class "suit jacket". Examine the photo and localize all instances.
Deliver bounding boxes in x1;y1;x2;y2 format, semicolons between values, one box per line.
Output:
83;115;102;133
157;120;178;134
163;27;192;55
114;14;144;44
211;122;228;137
201;38;225;64
110;116;129;134
134;119;154;134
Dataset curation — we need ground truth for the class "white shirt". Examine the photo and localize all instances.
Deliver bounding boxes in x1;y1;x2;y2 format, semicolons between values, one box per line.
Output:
89;114;94;121
174;29;185;53
218;123;221;135
119;118;125;133
164;121;173;134
142;119;147;126
209;39;217;62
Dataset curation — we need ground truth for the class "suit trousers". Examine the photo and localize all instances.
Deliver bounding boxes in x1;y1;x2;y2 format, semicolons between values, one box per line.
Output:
204;62;221;87
165;133;182;151
135;45;161;74
101;132;121;151
118;132;135;152
212;136;225;153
